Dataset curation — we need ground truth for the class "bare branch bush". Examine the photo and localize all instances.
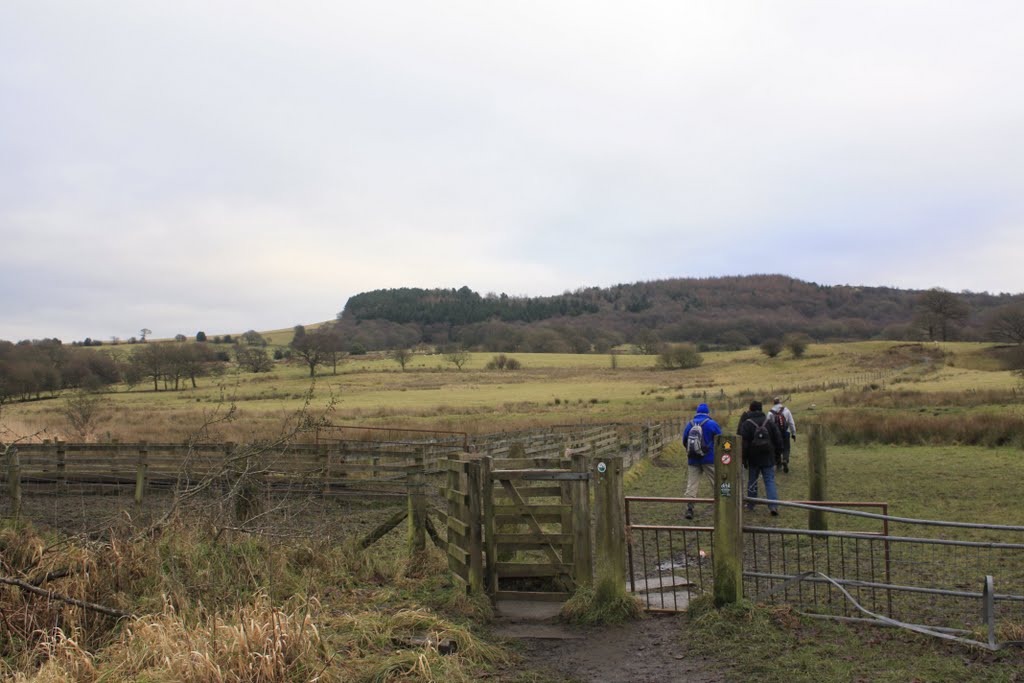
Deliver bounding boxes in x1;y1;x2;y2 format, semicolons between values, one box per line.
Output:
143;380;339;540
60;391;108;441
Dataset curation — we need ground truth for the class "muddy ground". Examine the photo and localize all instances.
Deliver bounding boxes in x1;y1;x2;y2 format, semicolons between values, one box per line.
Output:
496;613;727;683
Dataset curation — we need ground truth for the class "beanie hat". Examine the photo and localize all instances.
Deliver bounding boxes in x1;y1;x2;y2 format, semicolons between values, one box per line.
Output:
696;403;709;415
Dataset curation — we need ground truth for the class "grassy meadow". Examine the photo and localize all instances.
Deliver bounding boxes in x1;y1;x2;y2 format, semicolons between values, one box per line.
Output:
3;339;1024;681
4;339;1021;445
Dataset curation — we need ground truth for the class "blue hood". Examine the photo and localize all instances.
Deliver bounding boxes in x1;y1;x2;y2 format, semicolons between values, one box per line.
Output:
696;403;710;415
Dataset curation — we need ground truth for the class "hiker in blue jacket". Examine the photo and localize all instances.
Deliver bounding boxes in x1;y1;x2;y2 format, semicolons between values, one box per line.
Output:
682;403;722;520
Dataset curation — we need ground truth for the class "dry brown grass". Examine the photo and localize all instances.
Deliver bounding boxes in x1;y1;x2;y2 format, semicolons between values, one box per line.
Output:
1;514;511;682
113;596;329;683
820;409;1024;446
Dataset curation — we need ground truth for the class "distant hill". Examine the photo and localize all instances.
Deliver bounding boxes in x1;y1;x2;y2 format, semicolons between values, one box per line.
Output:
332;274;1024;353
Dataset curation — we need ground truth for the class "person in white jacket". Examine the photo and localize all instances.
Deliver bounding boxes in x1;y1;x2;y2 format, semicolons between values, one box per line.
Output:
770;396;796;473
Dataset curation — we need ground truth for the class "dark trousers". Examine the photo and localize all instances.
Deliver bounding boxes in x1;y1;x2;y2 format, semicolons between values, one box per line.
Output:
781;433;791;465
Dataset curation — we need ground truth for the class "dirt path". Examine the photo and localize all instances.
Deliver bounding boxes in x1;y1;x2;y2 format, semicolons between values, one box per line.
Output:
496;612;727;683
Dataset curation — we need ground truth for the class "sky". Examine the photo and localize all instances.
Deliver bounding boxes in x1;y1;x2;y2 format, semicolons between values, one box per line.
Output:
3;1;1024;343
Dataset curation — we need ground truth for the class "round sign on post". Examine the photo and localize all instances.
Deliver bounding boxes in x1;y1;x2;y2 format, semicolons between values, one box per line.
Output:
721;453;732;465
597;462;607;474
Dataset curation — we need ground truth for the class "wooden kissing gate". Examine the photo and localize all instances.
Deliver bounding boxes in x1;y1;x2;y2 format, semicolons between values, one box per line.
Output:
444;452;625;603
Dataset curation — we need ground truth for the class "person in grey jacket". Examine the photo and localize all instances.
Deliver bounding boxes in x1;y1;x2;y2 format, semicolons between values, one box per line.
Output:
769;396;796;473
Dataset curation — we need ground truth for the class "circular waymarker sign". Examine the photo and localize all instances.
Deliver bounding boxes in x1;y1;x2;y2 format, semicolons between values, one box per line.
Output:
721;453;732;465
597;462;607;474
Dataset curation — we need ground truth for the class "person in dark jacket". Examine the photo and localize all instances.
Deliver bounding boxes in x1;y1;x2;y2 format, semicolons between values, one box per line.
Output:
737;400;783;515
682;403;722;519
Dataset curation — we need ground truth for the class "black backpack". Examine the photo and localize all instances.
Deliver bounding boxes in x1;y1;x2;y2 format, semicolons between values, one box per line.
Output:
772;409;787;434
745;417;772;452
686;419;707;458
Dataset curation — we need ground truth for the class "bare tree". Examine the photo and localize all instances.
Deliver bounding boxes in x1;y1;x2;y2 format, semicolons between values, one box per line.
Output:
290;330;326;377
915;288;969;342
133;343;168;390
986;304;1024;345
389;347;414;371
444;349;471;370
139;328;152;343
320;329;348;375
235;344;273;373
61;391;107;440
635;329;662;355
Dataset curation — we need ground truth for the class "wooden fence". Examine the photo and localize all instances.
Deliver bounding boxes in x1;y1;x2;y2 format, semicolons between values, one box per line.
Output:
2;420;682;521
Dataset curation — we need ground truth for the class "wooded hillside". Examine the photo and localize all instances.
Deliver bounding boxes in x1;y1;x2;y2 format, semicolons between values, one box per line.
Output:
334;274;1024;352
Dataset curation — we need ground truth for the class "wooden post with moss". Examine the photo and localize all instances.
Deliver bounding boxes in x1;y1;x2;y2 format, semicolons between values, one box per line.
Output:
481;456;497;593
466;457;485;595
407;448;427;554
808;423;828;531
7;446;21;520
593;455;625;589
713;434;743;606
134;442;148;506
572;451;593;587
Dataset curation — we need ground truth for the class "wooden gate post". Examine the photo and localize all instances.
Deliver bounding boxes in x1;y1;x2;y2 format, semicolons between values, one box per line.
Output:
572;452;593;587
56;440;66;490
593;455;625;589
713;434;743;606
481;456;497;593
808;424;828;531
465;458;484;595
407;449;427;554
7;446;21;520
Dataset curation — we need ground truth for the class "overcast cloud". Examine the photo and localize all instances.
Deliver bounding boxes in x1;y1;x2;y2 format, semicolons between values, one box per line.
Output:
2;1;1023;342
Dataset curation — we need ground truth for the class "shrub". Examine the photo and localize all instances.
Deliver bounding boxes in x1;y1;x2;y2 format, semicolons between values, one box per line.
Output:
784;333;812;358
656;343;703;370
760;338;783;358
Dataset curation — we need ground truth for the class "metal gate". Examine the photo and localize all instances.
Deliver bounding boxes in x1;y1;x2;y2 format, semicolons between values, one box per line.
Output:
626;496;1024;642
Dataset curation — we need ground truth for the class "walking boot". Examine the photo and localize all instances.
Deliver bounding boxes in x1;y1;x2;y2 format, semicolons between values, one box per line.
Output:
685;504;694;520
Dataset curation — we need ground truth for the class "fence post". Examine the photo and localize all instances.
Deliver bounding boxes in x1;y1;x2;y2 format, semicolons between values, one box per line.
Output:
593;455;625;590
572;452;593;587
7;446;21;520
466;457;485;595
56;440;66;490
134;442;148;506
808;423;828;531
407;449;427;554
481;456;497;593
318;443;331;495
713;434;743;606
